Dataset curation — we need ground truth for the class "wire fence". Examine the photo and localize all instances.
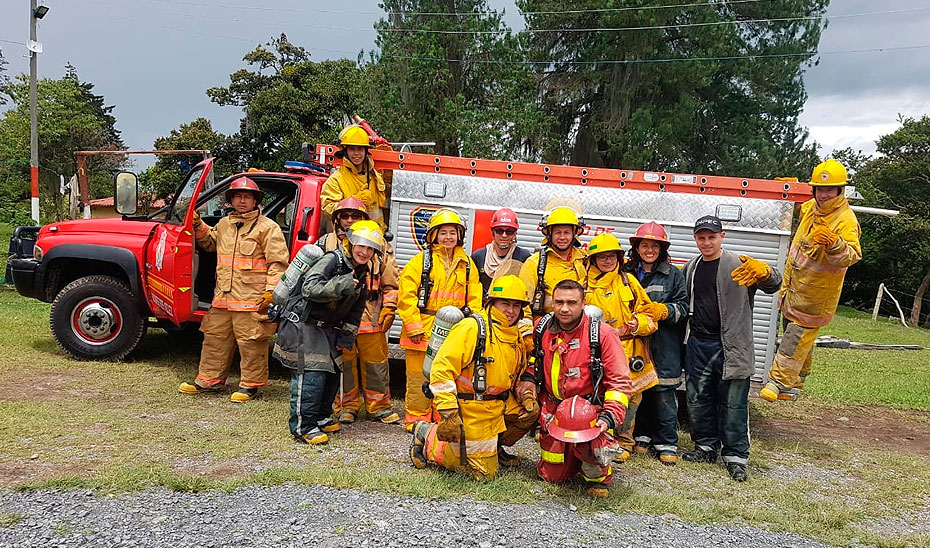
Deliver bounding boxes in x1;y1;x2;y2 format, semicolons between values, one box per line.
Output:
873;284;930;328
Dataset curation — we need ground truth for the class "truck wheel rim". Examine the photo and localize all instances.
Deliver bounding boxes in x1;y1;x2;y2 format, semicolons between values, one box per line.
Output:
71;297;123;345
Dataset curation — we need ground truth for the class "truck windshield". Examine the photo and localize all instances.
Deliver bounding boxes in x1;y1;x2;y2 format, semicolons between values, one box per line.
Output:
166;165;213;224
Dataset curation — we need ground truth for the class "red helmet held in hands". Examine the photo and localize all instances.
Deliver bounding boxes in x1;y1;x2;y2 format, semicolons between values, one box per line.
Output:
629;221;670;249
490;208;519;230
225;176;264;204
548;395;602;444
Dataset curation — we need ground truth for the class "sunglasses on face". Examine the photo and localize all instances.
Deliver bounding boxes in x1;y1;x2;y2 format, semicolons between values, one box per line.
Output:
493;228;517;236
339;212;365;221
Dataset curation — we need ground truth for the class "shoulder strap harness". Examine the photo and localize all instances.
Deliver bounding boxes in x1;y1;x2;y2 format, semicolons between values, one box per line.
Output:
530;248;549;316
531;312;604;405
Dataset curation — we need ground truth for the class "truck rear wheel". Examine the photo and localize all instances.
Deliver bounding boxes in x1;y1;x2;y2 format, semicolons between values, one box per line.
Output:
50;275;147;361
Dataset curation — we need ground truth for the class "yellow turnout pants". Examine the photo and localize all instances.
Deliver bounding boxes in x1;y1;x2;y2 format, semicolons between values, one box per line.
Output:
768;321;819;390
196;308;276;389
334;332;393;416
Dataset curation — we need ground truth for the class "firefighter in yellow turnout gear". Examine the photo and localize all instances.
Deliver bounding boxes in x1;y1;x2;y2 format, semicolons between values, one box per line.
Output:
519;206;587;318
397;208;483;430
318;198;401;424
761;159;862;402
409;276;538;479
583;234;662;462
179;177;289;402
320;125;388;229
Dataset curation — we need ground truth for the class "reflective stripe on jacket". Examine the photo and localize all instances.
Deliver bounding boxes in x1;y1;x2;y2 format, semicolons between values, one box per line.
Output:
428;307;526;458
397;245;483;350
585;268;658;394
628;261;688;382
780;196;862;327
319;158;387;227
526;314;632;430
195;209;289;312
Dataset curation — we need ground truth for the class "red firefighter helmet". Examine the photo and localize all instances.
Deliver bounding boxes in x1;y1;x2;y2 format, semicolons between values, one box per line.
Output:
629;221;670;249
333;197;369;222
490;208;519;230
548;395;602;444
225;176;264;204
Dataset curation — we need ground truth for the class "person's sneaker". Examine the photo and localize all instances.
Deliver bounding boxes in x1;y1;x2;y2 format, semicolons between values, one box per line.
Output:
338;410;357;424
229;387;258;403
178;381;221;394
497;447;520;467
613;448;632;464
586;486;610;499
727;462;748;482
682;448;717;463
295;428;328;445
759;382;780;403
318;417;341;433
657;450;679;466
373;410;401;424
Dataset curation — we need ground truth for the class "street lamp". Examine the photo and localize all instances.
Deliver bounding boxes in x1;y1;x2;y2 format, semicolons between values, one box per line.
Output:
29;1;49;224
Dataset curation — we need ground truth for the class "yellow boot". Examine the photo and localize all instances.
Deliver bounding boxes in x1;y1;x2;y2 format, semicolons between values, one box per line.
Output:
759;382;779;403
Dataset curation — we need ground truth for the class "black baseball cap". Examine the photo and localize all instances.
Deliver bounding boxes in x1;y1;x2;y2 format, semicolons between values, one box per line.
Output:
693;215;723;234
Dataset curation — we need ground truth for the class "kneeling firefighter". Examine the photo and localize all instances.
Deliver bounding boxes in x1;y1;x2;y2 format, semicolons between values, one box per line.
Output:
409;275;539;479
273;220;381;444
524;279;632;498
319;198;401;425
584;234;666;464
397;208;483;430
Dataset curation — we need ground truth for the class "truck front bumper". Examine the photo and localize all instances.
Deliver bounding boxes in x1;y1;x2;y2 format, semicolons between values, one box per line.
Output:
8;258;42;300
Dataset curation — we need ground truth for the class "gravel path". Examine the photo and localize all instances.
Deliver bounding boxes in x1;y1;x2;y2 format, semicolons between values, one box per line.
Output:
0;485;837;548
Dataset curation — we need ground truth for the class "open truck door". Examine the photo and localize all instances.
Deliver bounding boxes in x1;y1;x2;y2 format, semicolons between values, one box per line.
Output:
143;158;215;326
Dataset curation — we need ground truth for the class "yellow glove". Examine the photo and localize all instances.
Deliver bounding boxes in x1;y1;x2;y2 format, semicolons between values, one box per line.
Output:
378;307;395;332
192;211;203;230
730;255;771;286
809;223;839;247
642;302;669;321
355;189;375;206
257;291;273;313
436;409;462;443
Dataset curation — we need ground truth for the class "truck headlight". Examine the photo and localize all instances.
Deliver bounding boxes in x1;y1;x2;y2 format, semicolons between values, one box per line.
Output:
33;244;43;262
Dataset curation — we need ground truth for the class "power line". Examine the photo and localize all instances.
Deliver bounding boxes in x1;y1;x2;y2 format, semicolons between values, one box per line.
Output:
0;38;23;46
380;43;930;66
378;6;930;35
140;0;777;17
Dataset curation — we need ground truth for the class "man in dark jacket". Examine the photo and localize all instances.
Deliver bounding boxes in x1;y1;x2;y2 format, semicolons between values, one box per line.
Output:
682;215;782;482
273;221;384;445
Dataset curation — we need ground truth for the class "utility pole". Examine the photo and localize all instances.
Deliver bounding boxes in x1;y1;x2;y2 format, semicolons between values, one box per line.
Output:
29;0;40;224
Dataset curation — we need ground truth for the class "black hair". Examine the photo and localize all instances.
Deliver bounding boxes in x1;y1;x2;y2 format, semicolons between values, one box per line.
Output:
625;241;670;272
552;279;585;299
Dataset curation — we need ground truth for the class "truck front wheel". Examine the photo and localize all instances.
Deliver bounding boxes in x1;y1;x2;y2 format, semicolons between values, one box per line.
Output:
50;275;147;361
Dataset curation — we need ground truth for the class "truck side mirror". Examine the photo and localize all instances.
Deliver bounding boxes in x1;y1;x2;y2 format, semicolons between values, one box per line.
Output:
114;171;139;216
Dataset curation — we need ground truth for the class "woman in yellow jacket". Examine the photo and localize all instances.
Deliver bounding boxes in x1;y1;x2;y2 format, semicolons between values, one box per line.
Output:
397;208;483;430
320;125;388;229
409;276;534;479
584;233;665;462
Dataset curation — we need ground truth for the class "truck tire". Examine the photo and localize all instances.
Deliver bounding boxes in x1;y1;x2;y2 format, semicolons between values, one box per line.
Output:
49;275;147;361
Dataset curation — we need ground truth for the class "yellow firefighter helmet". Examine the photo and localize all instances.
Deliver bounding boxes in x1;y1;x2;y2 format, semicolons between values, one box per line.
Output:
809;159;848;186
539;206;585;247
338;125;371;148
425;208;466;246
487;275;530;304
347;220;385;254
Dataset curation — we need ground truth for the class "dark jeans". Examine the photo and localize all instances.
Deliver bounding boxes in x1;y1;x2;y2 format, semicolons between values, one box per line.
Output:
634;383;680;452
289;369;339;437
685;335;749;464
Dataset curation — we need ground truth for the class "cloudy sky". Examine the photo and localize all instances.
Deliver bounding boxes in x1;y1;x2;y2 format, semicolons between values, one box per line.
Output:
1;0;928;171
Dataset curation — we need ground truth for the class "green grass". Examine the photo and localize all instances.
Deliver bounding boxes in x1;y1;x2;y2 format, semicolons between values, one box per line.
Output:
806;305;930;410
1;288;929;547
0;512;24;528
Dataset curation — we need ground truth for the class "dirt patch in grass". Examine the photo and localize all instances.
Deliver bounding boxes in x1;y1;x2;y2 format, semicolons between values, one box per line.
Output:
751;397;930;456
0;372;79;403
0;461;90;485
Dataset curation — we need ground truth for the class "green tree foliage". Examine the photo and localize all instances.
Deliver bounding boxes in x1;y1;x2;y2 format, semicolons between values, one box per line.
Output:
207;33;366;170
0;64;123;223
369;1;554;159
517;0;825;177
140;117;237;206
842;117;930;326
